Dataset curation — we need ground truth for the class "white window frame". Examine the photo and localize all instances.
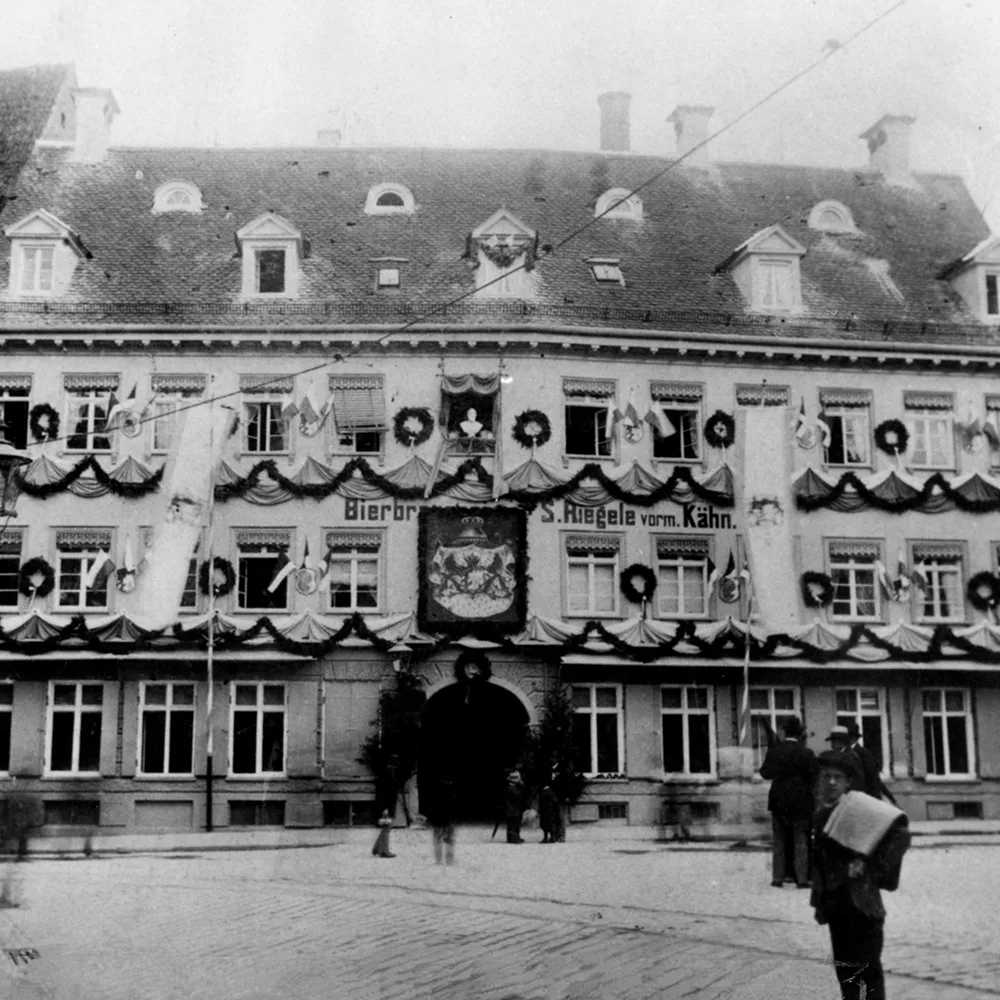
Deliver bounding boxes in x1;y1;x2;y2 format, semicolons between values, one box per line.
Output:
56;543;112;612
236;532;293;613
594;188;643;220
364;183;416;215
922;688;976;779
152;181;203;214
828;542;881;622
650;383;702;464
654;538;710;619
835;687;890;778
325;530;383;613
64;389;112;453
377;266;400;288
563;380;616;461
45;681;104;776
572;684;624;778
912;544;966;624
228;682;286;778
243;398;290;455
589;259;625;285
749;686;801;771
136;681;196;777
564;534;621;618
756;256;796;311
0;529;24;610
821;398;871;468
0;682;13;774
660;685;716;778
905;404;955;470
18;243;55;295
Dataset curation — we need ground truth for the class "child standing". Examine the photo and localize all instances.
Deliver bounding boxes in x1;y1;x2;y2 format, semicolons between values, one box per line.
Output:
371;809;396;858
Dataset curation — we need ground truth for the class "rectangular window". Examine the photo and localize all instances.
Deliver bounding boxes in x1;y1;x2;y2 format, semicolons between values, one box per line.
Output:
152;392;201;452
138;682;195;775
828;541;880;621
836;688;889;775
904;392;954;469
230;683;285;776
256;249;285;294
749;687;799;771
20;245;54;294
987;273;999;316
0;684;12;773
56;530;113;611
661;686;714;776
244;400;288;454
236;531;292;611
0;530;24;608
563;378;615;458
65;389;113;452
0;380;30;450
922;689;974;778
571;685;623;777
655;537;709;618
377;267;400;288
229;801;286;826
142;529;198;610
820;390;871;466
589;259;624;285
650;382;701;461
912;543;965;624
47;682;103;775
325;530;381;612
565;534;620;617
329;375;385;455
758;258;793;310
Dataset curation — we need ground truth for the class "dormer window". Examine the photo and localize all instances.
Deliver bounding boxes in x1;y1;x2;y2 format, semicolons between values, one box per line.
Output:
595;188;643;220
4;209;88;298
589;258;624;285
715;224;806;314
371;257;406;290
364;183;415;215
808;200;855;233
152;181;203;214
235;213;304;299
471;208;537;299
940;236;1000;323
987;274;999;316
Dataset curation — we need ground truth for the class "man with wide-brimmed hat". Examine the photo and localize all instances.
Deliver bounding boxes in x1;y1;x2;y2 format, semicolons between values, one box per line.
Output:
759;716;816;888
810;748;910;1000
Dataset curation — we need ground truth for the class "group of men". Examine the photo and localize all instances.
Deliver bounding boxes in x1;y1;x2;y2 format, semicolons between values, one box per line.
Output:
761;718;910;1000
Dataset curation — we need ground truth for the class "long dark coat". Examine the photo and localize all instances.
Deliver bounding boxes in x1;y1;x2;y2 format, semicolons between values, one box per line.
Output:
759;738;817;818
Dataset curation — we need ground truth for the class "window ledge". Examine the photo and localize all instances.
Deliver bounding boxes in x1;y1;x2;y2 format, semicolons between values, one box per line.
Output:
921;774;980;784
225;774;288;781
41;773;101;780
133;773;196;781
564;613;622;621
563;454;617;464
584;774;628;782
662;774;719;785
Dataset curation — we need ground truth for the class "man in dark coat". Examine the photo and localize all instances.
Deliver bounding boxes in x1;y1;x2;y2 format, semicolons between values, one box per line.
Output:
538;783;564;843
759;716;816;888
827;723;893;802
505;770;525;844
811;749;910;1000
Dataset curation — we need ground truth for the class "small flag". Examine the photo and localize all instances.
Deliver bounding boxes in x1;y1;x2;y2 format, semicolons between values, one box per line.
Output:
317;547;336;594
623;392;641;429
644;400;674;438
717;550;741;604
282;397;300;421
299;381;323;425
301;537;313;571
116;535;137;593
706;556;718;593
893;548;911;602
910;560;927;592
84;550;115;590
267;550;296;593
794;399;811;445
875;559;893;599
604;398;622;440
984;419;1000;450
816;408;832;448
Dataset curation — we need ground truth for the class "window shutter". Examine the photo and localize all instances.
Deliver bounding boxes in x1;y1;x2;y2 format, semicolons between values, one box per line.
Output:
329;376;386;432
285;681;320;777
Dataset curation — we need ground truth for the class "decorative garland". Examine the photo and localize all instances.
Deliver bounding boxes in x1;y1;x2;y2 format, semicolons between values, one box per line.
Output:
392;407;434;448
800;571;834;608
18;557;55;598
704;410;735;449
478;241;529;270
16;455;164;500
512;409;552;450
454;648;493;683
199;557;236;598
967;571;1000;611
874;419;909;457
620;564;657;605
28;403;60;443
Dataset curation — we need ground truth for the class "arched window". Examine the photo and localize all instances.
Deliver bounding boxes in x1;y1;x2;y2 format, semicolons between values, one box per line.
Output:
595;188;643;220
808;200;855;233
364;183;415;215
152;181;203;214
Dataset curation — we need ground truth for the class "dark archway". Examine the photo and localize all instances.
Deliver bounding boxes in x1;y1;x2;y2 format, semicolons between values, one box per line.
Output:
418;681;530;823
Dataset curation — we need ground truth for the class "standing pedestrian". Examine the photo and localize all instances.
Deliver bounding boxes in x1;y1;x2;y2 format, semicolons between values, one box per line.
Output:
837;721;897;803
505;770;525;844
538;783;563;844
371;809;396;858
759;716;816;888
811;749;910;1000
427;777;457;865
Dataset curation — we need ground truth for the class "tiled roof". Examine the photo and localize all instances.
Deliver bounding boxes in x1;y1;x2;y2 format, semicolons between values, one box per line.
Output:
0;64;70;201
0;141;991;338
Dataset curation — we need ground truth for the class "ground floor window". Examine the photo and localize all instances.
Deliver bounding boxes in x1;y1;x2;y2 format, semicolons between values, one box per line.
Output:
139;682;195;775
923;688;975;777
228;801;285;826
43;801;100;826
836;687;889;773
571;684;623;777
749;687;799;770
661;686;714;776
47;682;103;775
230;682;285;775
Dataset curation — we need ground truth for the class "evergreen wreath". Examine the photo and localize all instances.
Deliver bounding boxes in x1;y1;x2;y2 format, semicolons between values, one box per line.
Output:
875;419;909;456
967;571;1000;611
512;409;552;450
704;410;736;449
28;402;60;443
620;563;657;605
392;406;434;448
19;557;55;598
800;571;835;608
454;648;493;683
199;556;236;598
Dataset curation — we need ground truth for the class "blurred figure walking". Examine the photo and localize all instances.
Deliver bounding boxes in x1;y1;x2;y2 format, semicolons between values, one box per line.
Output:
505;770;526;844
371;809;395;858
428;777;458;865
538;783;564;843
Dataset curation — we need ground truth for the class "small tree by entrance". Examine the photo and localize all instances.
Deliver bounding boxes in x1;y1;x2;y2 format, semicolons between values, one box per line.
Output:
524;684;586;807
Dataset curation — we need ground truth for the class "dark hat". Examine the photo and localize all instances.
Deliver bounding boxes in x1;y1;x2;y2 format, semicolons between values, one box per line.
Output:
825;725;850;742
841;720;861;738
816;749;861;785
781;716;805;738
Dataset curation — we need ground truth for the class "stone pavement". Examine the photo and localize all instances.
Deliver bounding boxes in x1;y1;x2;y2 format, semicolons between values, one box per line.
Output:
0;830;997;999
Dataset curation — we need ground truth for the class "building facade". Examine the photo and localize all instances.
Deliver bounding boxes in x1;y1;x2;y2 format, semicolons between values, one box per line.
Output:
1;64;999;837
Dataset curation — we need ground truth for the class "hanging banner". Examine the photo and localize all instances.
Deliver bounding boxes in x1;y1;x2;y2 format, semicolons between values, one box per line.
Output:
742;406;799;633
138;404;237;629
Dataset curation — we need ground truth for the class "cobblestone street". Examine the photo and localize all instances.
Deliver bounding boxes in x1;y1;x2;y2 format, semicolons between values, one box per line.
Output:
0;832;998;999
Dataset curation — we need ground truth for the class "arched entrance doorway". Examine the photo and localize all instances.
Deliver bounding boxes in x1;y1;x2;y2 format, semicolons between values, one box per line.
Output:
418;680;530;822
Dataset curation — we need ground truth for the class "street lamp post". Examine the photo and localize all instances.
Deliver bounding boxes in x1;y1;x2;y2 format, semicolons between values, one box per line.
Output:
0;422;30;521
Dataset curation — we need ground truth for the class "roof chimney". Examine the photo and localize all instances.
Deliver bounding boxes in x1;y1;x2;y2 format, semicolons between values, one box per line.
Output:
69;87;119;164
859;114;916;187
317;129;341;148
668;105;715;168
597;92;631;153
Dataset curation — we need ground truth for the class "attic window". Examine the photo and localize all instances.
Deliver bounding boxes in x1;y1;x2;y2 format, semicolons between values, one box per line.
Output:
153;181;203;214
589;258;624;285
377;267;400;288
364;183;415;215
595;188;643;220
235;212;303;299
808;200;854;233
3;209;87;299
716;224;806;314
987;274;999;316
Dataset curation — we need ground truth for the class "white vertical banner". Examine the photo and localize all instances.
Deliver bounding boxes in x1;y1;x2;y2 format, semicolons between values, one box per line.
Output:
742;406;799;633
138;403;236;629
